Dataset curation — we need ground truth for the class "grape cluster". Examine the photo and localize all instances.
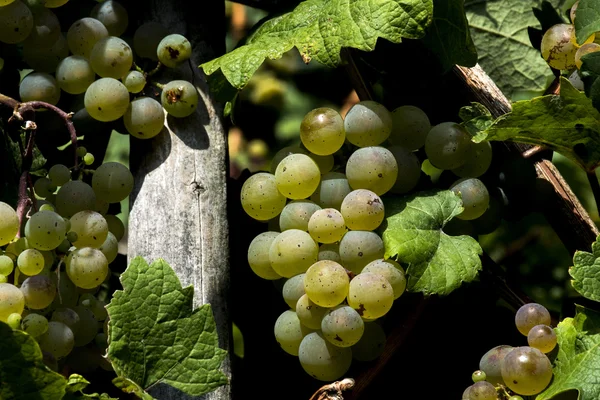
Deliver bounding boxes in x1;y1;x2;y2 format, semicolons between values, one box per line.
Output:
241;101;496;381
463;303;556;399
0;148;131;372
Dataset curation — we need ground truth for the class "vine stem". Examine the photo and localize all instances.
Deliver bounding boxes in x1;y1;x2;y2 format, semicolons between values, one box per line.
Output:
587;170;600;217
309;378;355;400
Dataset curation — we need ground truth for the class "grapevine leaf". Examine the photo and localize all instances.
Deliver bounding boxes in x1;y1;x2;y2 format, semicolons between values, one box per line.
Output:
63;374;118;400
574;0;600;44
381;190;483;296
65;374;91;393
421;0;477;72
201;0;433;89
537;306;600;400
106;257;228;397
580;51;600;112
570;235;600;301
475;77;600;172
0;322;67;399
112;377;154;400
458;102;494;136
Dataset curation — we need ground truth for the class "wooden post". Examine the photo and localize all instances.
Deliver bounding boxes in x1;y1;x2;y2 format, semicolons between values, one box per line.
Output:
127;2;231;399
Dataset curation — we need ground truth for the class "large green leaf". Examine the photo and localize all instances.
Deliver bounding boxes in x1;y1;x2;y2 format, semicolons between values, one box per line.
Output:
475;77;600;172
580;51;600;112
381;190;483;296
106;257;228;397
574;0;600;44
201;0;433;89
570;235;600;302
537;306;600;400
0;322;67;399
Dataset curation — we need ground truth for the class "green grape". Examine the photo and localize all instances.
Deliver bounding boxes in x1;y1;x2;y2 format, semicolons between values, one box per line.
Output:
308;208;346;244
7;312;21;329
388;105;431;150
67;17;109;58
0;283;24;322
425;122;472;170
347;272;394;319
34;177;53;198
23;33;69;73
509;397;524;400
240;172;286;221
515;303;551;336
80;296;107;321
471;370;487;383
351;321;386;361
105;214;125;241
298;331;352;381
467;381;496;400
55;180;96;218
362;259;406;299
94;199;109;215
25;7;60;47
501;346;553;395
479;345;513;386
90;0;128;37
98;231;118;264
19;72;61;105
21;313;48;337
123;97;165;139
275;154;321;200
0;202;19;246
344;100;392;147
274;310;311;356
25;210;67;250
295;293;328;330
462;386;472;400
69;210;109;249
279;200;321;232
161;80;199;118
345;146;398;196
56;239;71;254
299;107;345;155
388;146;421;194
67;231;78;243
17;248;45;275
157;34;192;68
310;172;352;210
269;146;306;173
133;21;167;61
0;1;33;44
0;0;15;5
21;275;56;309
450;178;490;220
84;77;130;122
76;147;87;157
51;307;80;333
575;42;600;69
90;36;133;79
92;162;134;203
338;230;384;274
55;56;95;95
451;141;493;178
307;153;334;174
340;189;384;231
282;273;306;308
0;255;14;276
95;332;107;351
0;275;6;283
83;153;95;165
122;70;146;93
48;164;71;186
72;305;99;346
527;324;557;353
318;243;341;263
49;272;78;311
247;232;281;280
44;0;69;7
38;321;74;359
303;260;349;307
541;24;579;70
66;247;109;289
269;229;318;278
39;204;55;212
321;305;364;347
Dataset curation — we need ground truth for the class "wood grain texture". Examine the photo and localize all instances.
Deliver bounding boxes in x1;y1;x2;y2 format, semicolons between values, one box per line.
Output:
127;2;231;399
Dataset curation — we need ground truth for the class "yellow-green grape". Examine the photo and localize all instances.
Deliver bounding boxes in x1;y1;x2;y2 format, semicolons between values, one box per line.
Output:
318;243;341;263
308;208;346;244
25;7;60;48
247;232;281;280
83;153;95;165
20;275;56;309
515;303;551;336
471;370;487;383
98;232;118;264
347;272;394;319
321;305;364;347
34;177;54;198
351;321;386;361
304;260;349;307
122;70;146;93
0;255;14;276
0;1;33;44
298;331;352;381
362;259;406;299
269;229;318;278
541;24;579;70
66;247;108;289
269;146;305;173
279;200;321;232
21;313;48;337
39;204;55;212
44;0;69;7
123;97;166;139
338;231;384;274
575;42;600;69
90;0;128;37
19;72;60;105
37;321;74;359
388;146;421;194
55;56;95;95
340;189;384;231
450;178;490;220
72;305;98;346
156;34;192;68
0;275;6;283
23;33;69;73
133;22;167;61
90;36;133;79
299;107;345;155
84;77;130;122
17;248;45;275
48;164;71;186
295;293;328;330
389;105;431;151
69;210;108;249
92;162;134;203
0;0;15;5
274;310;311;356
501;346;553;395
527;324;557;353
344;100;392;147
308;153;334;174
7;312;21;329
275;154;321;200
25;210;67;250
67;17;108;58
425;122;472;170
0;202;19;246
66;231;78;243
345;146;398;196
0;283;24;322
55;180;96;218
467;381;497;400
282;274;305;308
451;141;493;178
240;172;286;221
310;172;352;210
479;345;514;386
160;80;198;118
105;215;125;241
